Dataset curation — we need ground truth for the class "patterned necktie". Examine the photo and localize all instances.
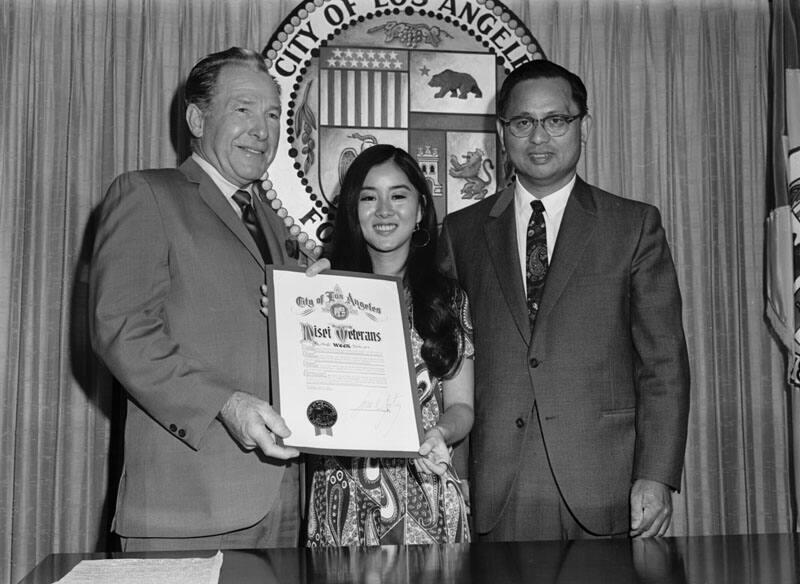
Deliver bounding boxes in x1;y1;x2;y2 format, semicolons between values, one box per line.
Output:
526;199;548;329
232;189;271;264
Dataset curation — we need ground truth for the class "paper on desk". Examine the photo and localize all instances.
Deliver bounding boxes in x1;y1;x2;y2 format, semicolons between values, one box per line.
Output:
53;551;223;584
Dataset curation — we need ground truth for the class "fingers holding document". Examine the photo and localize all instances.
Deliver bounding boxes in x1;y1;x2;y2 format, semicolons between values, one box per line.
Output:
260;258;331;318
219;391;300;460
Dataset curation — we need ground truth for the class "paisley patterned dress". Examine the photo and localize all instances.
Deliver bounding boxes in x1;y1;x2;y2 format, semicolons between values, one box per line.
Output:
306;291;474;546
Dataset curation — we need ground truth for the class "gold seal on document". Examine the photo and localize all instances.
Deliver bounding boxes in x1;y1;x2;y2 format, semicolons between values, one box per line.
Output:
307;400;338;436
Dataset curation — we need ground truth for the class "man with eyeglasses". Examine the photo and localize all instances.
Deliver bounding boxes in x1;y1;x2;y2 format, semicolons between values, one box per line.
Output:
439;59;690;542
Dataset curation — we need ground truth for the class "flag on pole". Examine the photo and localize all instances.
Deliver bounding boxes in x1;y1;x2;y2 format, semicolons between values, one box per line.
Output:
765;0;800;385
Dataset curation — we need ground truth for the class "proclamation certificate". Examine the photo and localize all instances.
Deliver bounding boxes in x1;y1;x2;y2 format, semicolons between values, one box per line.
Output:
266;266;423;456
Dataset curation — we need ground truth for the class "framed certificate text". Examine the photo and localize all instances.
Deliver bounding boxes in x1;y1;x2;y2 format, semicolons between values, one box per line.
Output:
266;267;423;456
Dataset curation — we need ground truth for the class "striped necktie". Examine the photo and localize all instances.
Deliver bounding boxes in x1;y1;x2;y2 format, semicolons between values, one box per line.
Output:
232;189;271;264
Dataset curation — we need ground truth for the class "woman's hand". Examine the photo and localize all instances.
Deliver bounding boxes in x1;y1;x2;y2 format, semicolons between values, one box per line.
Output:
414;426;450;476
260;284;270;319
305;257;331;277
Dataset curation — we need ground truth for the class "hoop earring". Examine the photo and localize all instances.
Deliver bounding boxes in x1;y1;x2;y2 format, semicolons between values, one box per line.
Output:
411;223;430;248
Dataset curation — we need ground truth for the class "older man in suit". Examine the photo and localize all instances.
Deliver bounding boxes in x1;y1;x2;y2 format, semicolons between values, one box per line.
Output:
440;60;690;541
90;47;303;550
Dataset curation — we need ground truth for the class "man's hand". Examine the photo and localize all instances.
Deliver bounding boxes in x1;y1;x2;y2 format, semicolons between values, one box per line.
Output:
630;479;672;537
218;391;299;459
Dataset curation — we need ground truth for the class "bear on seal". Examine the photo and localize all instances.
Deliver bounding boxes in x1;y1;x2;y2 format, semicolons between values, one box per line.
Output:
428;69;483;99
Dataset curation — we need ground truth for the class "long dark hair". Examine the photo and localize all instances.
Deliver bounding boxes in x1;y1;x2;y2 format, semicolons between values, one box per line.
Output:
329;144;460;378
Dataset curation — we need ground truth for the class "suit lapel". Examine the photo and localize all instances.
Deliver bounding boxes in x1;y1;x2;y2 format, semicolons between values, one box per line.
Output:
483;187;530;341
535;179;597;323
180;158;266;266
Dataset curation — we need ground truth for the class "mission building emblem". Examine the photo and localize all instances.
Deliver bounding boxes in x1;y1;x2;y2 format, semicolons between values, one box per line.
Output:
262;0;545;252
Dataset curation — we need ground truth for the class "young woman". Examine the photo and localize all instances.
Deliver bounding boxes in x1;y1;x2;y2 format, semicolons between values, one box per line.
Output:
306;144;475;546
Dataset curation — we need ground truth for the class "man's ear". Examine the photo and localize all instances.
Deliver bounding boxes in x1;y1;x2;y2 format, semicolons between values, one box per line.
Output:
496;117;506;148
580;113;592;144
186;103;204;139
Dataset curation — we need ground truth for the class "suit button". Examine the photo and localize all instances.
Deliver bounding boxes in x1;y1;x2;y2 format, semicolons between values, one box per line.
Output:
169;424;177;432
178;429;186;438
529;358;540;368
515;418;525;428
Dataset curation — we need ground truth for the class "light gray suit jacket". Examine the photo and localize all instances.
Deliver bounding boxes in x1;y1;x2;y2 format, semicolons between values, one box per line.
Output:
90;157;297;537
440;179;690;536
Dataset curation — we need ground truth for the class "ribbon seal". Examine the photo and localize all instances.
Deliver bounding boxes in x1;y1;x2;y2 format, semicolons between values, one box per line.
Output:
307;399;338;436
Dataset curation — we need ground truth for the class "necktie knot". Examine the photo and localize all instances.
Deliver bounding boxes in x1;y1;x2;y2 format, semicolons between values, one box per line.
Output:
232;188;271;264
232;189;253;212
531;199;545;216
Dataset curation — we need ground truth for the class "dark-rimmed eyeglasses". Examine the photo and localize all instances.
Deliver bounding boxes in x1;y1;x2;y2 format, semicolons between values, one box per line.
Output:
499;114;583;138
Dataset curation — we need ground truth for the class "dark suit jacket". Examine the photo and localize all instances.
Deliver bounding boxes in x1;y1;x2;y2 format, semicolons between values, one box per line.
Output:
440;179;690;536
90;157;297;537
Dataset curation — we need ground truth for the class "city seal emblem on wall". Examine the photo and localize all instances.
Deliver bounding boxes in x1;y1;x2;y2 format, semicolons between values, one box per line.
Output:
261;0;546;253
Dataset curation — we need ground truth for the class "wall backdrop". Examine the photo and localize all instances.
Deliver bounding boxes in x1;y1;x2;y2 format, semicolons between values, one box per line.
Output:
0;0;788;582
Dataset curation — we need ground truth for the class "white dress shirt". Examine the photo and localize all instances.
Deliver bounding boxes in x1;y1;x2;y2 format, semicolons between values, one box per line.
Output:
514;176;574;292
192;153;252;219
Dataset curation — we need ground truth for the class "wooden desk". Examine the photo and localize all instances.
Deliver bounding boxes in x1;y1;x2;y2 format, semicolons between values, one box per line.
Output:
18;534;800;584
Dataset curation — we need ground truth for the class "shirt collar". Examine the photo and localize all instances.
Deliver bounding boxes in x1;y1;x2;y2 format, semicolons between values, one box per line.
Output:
192;153;252;199
514;175;575;215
